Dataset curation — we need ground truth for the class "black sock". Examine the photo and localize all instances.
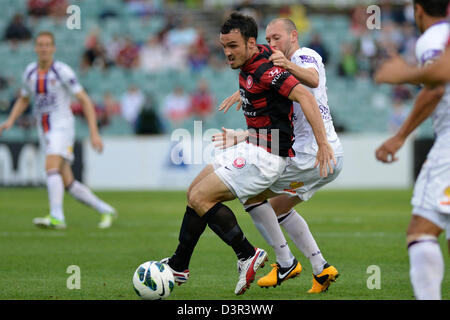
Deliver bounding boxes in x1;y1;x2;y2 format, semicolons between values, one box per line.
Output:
169;206;207;271
204;202;255;260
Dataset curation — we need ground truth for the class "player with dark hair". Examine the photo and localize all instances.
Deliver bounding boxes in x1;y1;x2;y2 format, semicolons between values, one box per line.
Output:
0;31;117;229
375;0;450;300
161;12;335;295
215;17;343;293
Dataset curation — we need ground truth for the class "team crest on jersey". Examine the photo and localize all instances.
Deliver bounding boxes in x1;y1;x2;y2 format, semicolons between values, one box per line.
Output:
246;75;253;89
232;157;246;169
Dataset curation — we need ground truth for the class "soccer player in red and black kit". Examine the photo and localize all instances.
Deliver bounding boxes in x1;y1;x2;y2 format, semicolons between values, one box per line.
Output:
160;12;335;295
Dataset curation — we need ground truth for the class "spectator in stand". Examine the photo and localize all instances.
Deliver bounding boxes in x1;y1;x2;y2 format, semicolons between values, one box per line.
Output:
102;92;121;117
140;34;166;72
80;29;114;72
307;33;328;65
135;93;164;135
116;37;140;69
121;85;145;131
28;0;48;17
95;92;120;128
187;28;210;73
189;79;214;120
163;86;190;126
337;43;359;78
125;0;155;18
165;17;198;70
350;4;368;37
47;0;68;21
3;14;32;43
105;35;125;64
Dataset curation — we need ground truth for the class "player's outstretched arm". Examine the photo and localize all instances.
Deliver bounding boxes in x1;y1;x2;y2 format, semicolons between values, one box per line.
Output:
218;90;242;113
375;86;445;163
212;127;249;149
374;55;420;85
76;90;103;153
270;49;319;88
0;96;30;136
375;49;450;85
289;85;335;177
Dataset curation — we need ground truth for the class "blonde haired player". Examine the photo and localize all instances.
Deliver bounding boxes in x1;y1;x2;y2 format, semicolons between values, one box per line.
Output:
0;31;116;229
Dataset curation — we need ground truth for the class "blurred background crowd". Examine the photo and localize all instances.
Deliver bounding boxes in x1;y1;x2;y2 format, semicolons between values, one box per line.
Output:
0;0;428;142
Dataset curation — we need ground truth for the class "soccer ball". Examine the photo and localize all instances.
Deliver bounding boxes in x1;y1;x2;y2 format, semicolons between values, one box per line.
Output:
132;261;175;300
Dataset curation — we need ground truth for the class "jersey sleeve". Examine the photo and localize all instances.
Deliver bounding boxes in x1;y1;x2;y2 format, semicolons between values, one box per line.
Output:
58;64;83;95
415;25;448;67
260;66;300;98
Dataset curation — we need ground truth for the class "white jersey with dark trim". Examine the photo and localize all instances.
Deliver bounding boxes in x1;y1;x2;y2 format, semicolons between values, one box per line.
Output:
21;60;82;130
415;21;450;139
289;47;343;157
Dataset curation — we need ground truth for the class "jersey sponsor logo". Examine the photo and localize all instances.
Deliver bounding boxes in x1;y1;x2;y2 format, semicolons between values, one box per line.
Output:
232;157;246;169
283;181;304;194
420;49;442;66
439;186;450;205
299;55;319;67
246;75;253;89
271;71;288;86
318;105;331;121
268;68;280;78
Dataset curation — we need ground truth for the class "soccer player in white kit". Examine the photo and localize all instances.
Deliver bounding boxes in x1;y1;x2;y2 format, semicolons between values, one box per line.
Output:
215;18;344;293
0;31;116;229
375;0;450;300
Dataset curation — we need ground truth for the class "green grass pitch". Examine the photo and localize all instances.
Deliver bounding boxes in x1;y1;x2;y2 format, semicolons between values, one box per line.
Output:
0;188;448;300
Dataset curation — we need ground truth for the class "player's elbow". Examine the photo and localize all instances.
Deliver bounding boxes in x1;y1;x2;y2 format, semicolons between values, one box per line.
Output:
430;85;445;99
309;77;319;88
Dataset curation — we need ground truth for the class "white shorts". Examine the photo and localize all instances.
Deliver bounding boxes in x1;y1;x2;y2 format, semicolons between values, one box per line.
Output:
269;153;344;201
411;142;450;239
213;142;287;204
39;126;75;163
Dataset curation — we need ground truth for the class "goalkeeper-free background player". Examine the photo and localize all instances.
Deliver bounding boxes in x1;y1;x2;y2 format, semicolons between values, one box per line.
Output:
0;31;116;229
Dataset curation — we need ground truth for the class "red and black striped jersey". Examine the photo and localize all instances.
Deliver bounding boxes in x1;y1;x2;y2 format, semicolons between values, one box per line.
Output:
239;45;300;157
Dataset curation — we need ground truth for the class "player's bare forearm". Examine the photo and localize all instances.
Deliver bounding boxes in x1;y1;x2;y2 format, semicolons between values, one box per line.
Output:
212;127;249;149
375;86;444;163
7;96;30;125
396;86;445;141
76;90;103;152
76;91;99;135
285;62;319;88
289;85;334;176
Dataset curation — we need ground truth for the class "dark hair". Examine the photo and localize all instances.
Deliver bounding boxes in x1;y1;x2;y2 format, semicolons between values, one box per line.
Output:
413;0;449;17
35;31;55;45
220;12;258;42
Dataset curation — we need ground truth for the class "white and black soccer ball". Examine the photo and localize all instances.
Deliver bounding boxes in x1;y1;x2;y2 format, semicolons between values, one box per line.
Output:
132;261;175;300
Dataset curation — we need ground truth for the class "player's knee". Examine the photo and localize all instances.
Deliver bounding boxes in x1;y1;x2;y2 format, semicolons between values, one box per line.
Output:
187;187;204;214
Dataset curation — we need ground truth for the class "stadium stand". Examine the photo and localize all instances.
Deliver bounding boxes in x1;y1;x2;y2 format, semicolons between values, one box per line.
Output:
0;0;433;142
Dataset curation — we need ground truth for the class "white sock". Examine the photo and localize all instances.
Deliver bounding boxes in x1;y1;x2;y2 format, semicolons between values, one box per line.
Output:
278;209;327;275
67;180;115;214
47;170;65;221
408;236;444;300
245;201;294;268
